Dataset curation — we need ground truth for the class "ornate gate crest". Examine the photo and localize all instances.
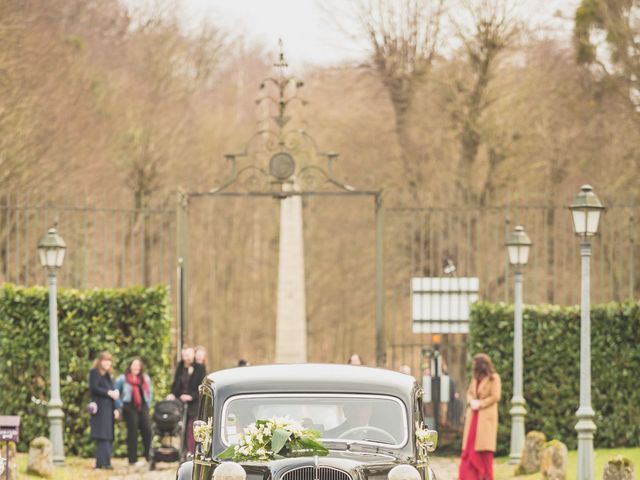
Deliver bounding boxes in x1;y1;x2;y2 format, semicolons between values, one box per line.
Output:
207;42;363;196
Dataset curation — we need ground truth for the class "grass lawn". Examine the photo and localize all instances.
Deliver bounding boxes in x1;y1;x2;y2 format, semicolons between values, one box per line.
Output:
16;453;103;480
494;447;640;480
15;453;175;479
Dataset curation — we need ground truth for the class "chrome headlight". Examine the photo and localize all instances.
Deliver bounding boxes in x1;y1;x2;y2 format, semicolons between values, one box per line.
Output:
388;465;421;480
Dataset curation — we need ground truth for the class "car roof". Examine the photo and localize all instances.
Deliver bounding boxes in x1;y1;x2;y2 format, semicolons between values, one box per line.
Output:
205;364;417;399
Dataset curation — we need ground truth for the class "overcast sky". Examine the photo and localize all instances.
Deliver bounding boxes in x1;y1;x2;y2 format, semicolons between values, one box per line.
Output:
142;0;582;67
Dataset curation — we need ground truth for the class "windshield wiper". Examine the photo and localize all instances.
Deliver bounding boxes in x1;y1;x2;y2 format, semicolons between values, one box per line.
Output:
348;442;400;457
323;440;401;458
361;438;393;445
322;441;349;451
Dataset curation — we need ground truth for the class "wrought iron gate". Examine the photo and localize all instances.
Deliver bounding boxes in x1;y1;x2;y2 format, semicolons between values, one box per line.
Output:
175;49;386;368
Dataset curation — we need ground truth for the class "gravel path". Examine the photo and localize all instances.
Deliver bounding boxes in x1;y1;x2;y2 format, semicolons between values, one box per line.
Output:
429;456;459;480
105;460;176;480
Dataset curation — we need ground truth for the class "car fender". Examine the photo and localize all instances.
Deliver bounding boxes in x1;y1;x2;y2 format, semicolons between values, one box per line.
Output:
427;466;437;480
176;460;194;480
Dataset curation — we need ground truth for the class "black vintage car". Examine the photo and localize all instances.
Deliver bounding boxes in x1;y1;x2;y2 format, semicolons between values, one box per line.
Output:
177;364;438;480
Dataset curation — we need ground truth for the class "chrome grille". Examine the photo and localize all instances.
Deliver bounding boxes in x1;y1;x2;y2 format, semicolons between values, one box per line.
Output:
281;466;353;480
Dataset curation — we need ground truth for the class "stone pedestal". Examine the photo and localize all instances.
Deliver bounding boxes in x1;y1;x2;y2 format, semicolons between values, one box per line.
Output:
540;440;568;480
516;431;546;475
603;456;635;480
27;436;53;478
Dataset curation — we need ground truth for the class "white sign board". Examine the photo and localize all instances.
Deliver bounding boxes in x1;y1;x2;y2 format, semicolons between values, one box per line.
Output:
411;277;479;334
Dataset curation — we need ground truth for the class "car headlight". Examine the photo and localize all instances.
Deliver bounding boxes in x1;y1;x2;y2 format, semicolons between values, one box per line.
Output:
213;462;246;480
388;465;421;480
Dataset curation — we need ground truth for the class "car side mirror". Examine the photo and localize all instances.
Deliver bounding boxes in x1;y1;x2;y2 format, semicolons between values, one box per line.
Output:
193;418;213;457
416;425;438;454
423;429;438;453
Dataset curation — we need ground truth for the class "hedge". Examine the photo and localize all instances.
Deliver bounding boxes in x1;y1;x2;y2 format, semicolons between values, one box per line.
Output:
469;300;640;454
0;283;172;457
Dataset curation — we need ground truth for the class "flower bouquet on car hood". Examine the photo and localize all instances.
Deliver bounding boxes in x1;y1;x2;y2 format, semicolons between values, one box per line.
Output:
219;417;329;461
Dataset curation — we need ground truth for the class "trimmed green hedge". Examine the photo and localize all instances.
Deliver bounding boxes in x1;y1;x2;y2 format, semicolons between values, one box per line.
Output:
0;284;172;457
469;301;640;454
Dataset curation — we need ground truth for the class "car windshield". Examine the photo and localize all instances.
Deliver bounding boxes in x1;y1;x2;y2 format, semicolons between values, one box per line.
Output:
221;394;407;448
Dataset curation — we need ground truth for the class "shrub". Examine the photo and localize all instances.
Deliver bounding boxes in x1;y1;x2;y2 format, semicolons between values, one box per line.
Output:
0;283;172;457
469;300;640;454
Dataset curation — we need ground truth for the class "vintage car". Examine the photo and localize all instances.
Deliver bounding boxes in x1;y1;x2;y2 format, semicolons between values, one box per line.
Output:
176;364;438;480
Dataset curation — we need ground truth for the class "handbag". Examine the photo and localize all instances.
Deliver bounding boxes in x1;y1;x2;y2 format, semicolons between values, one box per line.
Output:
87;401;98;415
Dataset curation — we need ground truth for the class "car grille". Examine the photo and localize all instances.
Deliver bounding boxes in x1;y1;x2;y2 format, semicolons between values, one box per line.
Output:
281;466;353;480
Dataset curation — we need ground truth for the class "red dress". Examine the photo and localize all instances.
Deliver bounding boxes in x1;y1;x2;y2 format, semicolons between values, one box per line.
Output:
458;386;494;480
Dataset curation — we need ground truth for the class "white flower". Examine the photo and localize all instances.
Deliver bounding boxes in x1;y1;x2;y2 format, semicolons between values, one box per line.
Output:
228;418;325;461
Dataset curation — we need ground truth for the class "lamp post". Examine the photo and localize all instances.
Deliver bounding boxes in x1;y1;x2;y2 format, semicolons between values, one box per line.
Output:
37;226;67;465
569;185;604;480
506;225;531;464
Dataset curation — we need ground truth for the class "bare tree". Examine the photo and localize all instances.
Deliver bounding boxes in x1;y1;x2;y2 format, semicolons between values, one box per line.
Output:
451;0;519;205
333;0;446;199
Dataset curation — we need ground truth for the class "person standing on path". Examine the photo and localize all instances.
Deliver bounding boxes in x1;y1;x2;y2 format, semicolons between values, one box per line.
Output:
114;357;153;466
195;345;208;371
89;351;119;470
348;353;363;365
167;346;206;455
459;353;501;480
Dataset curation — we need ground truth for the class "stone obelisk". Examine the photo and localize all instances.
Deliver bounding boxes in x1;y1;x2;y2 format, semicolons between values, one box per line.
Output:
275;182;307;363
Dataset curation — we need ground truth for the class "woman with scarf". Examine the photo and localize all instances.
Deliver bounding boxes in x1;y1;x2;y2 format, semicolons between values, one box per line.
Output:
459;353;501;480
115;357;153;466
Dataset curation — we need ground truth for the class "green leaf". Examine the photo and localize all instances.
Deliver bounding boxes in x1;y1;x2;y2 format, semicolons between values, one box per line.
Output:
218;446;237;460
271;428;291;454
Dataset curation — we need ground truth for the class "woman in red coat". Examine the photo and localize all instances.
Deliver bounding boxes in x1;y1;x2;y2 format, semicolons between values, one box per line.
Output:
459;353;502;480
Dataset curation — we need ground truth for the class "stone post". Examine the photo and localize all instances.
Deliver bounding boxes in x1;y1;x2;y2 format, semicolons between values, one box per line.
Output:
275;186;307;363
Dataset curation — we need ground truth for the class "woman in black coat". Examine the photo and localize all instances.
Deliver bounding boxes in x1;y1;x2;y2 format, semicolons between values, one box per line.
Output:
167;346;206;454
89;351;120;469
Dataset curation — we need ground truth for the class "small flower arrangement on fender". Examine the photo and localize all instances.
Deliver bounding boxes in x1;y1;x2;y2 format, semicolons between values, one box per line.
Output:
415;421;438;463
219;417;329;461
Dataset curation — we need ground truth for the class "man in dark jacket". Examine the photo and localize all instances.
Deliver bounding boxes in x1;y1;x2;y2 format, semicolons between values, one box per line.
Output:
167;346;206;454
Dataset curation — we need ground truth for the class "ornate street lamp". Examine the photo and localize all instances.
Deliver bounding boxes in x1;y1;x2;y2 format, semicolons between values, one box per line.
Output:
505;225;531;464
37;226;67;465
569;185;604;480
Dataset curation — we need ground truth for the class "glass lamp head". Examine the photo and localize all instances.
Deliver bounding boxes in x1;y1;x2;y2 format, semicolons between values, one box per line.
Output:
505;225;532;266
569;185;604;237
37;227;66;270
